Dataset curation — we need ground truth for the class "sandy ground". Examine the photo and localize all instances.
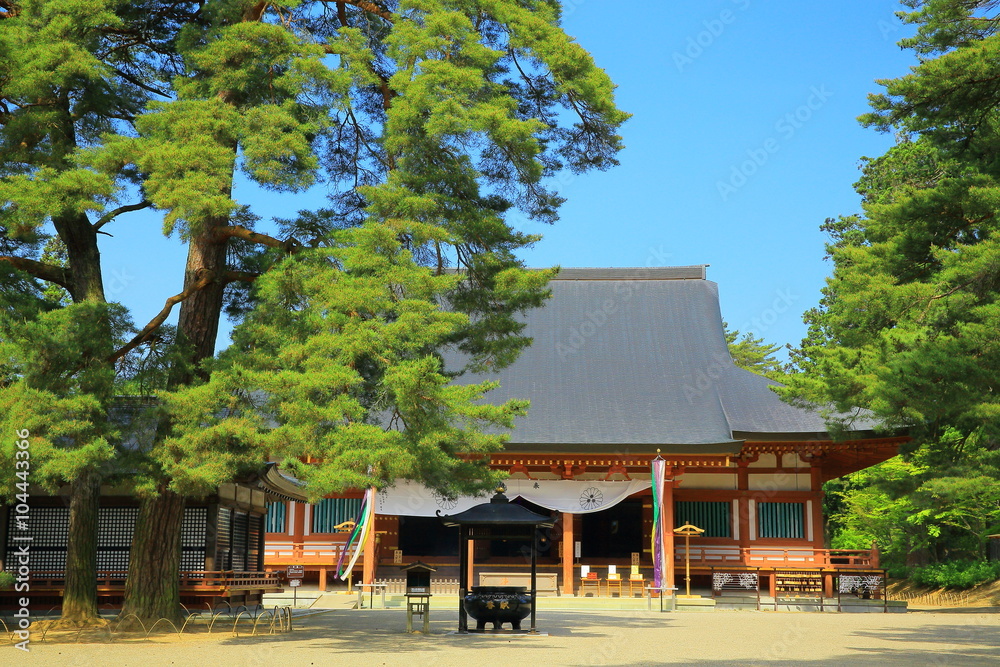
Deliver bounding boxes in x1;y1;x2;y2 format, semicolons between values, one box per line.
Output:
8;606;1000;667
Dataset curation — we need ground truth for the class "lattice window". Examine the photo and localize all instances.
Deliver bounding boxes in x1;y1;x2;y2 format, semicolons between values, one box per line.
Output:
216;507;232;570
97;507;138;571
6;504;208;574
6;506;69;573
181;507;207;572
231;511;249;571
757;502;804;539
675;501;731;538
248;514;263;571
312;498;362;534
265;502;286;533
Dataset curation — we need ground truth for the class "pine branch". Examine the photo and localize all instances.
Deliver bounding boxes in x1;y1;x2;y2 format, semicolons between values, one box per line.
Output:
212;225;304;252
0;255;73;290
108;269;214;363
93;200;151;231
332;1;392;21
223;270;260;284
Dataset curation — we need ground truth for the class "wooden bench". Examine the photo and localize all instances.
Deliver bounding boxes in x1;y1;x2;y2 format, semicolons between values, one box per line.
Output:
772;568;824;611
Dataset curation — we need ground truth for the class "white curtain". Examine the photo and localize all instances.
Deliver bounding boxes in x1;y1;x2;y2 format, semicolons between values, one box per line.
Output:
376;478;650;517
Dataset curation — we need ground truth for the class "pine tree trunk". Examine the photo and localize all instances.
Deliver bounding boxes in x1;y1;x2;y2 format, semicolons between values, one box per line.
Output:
53;201;111;626
120;489;185;624
60;471;101;626
122;215;229;622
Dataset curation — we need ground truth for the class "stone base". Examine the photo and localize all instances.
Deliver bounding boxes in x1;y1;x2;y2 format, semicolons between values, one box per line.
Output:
675;596;716;612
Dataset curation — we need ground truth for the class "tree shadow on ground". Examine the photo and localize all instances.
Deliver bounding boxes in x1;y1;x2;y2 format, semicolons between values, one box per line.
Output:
218;608;673;657
851;621;999;647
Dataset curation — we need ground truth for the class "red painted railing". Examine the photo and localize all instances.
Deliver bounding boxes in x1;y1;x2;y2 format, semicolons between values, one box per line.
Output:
674;546;877;568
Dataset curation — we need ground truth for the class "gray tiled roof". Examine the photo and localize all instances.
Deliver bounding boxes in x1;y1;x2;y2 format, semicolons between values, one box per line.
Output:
448;267;872;453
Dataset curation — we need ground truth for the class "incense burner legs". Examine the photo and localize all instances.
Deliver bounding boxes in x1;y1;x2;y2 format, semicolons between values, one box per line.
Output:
463;586;532;631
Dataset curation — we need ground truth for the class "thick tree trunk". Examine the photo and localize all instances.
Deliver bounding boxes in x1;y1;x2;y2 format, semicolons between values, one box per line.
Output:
174;225;229;379
123;214;229;620
54;205;111;626
120;489;185;624
60;471;101;625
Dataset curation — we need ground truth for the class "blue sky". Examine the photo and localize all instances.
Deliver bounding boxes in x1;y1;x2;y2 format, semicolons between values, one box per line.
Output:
101;1;918;358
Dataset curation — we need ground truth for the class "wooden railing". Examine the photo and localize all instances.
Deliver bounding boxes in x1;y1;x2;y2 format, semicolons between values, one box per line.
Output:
674;546;877;568
21;570;282;592
264;532;384;566
264;541;356;563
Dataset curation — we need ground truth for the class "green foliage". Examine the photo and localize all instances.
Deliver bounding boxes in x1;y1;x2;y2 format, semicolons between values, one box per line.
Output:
162;222;535;499
0;570;14;588
0;302;120;494
784;1;1000;568
910;559;1000;589
723;321;789;381
0;0;627;616
824;437;1000;568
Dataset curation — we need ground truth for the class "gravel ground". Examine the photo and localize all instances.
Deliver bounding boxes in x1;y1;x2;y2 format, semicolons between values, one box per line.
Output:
11;606;1000;666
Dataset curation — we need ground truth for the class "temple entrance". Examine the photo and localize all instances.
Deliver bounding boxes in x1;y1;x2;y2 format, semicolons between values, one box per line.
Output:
580;499;642;559
398;515;459;557
488;498;554;559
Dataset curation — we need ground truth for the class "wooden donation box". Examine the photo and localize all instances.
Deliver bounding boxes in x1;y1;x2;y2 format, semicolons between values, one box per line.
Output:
401;562;436;633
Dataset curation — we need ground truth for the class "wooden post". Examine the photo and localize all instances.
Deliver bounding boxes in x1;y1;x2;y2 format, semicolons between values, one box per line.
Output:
362;511;377;586
291;501;305;545
530;527;538;633
737;461;751;562
561;511;575;595
810;464;825;550
664;472;676;593
318;567;327;592
458;526;469;633
204;503;218;571
467;539;475;590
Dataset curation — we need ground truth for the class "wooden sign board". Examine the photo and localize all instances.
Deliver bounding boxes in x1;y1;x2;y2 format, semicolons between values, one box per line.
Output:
287;565;305;578
631;552;640;566
393;549;403;564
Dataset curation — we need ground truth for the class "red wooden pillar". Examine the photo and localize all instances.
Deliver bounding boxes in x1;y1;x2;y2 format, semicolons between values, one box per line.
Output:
736;460;751;561
467;540;475;589
291;501;305;545
810;463;825;547
362;510;377;586
810;460;834;598
664;469;677;592
561;511;575;595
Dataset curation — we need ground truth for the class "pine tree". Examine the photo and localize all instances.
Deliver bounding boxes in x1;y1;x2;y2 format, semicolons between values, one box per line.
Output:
2;1;628;622
783;0;1000;565
0;0;192;626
